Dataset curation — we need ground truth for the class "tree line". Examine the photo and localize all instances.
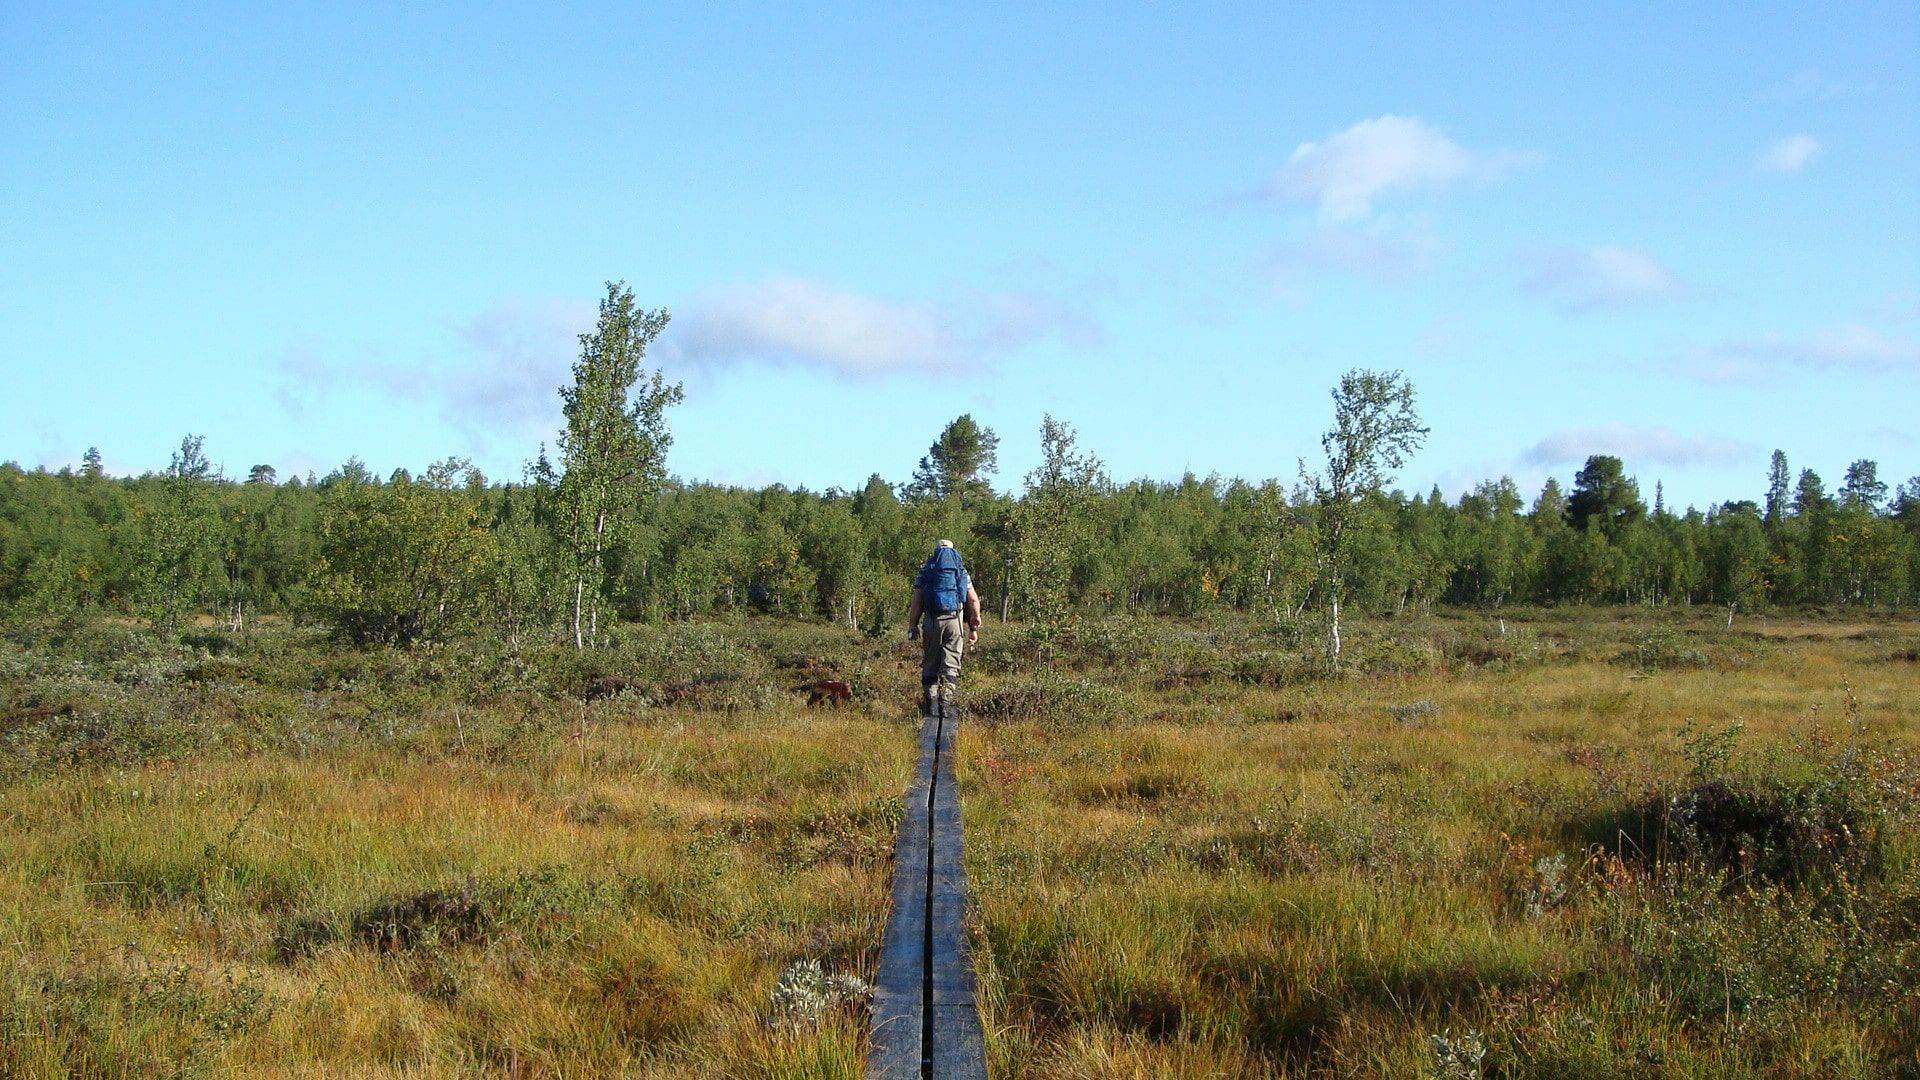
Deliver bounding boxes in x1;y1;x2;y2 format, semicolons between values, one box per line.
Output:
4;285;1918;648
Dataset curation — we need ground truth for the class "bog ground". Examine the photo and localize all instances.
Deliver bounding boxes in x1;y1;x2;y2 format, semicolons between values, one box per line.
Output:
1;609;1916;1077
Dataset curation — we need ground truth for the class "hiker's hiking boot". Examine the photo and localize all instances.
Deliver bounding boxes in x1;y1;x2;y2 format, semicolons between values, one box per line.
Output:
920;681;959;717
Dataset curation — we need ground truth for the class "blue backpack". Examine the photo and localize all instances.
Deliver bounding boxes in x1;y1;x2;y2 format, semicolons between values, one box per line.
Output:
917;546;968;615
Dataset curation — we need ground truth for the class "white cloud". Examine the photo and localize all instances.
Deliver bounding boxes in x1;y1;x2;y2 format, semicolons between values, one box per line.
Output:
1426;459;1551;502
1523;424;1752;468
1758;134;1822;173
1689;324;1920;382
1519;245;1687;313
1266;115;1539;220
662;277;1096;378
1874;289;1920;325
667;279;954;377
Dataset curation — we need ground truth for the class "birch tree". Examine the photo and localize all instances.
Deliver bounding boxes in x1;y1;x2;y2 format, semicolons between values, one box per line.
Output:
1302;370;1427;664
140;434;217;633
1010;415;1105;648
555;282;682;648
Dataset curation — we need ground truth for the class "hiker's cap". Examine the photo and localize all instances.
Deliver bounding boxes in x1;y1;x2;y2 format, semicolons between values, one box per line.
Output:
936;539;954;549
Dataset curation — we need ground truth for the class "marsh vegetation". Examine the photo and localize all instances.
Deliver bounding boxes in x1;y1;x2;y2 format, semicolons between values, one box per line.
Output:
1;608;1914;1076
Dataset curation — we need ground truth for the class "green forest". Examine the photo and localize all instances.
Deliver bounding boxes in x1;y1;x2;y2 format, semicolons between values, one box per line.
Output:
4;286;1918;644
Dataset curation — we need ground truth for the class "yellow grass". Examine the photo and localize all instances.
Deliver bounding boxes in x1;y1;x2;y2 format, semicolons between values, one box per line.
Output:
961;612;1920;1077
0;697;908;1077
3;610;1916;1076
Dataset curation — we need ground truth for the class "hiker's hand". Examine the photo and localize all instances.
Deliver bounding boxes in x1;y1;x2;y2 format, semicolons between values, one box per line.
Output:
906;626;919;642
967;628;979;645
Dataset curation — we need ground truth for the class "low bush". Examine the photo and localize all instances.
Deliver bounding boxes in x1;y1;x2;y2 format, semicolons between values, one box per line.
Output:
1601;862;1920;1019
967;672;1130;727
276;867;631;960
1227;649;1315;686
0;961;271;1078
1617;626;1709;671
1582;722;1916;885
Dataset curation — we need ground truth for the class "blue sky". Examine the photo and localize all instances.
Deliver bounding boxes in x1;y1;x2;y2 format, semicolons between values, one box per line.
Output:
3;3;1916;509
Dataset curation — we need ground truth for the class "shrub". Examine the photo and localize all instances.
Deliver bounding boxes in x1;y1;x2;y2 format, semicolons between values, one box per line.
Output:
276;867;626;960
1618;627;1708;671
1601;863;1920;1018
1350;632;1440;675
967;673;1129;727
606;623;766;684
1227;649;1315;686
0;961;270;1077
1661;776;1881;882
1586;714;1915;885
1388;699;1440;727
1428;1028;1488;1079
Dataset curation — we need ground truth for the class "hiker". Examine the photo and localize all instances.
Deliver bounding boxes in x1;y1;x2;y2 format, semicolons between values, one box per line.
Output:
906;540;981;712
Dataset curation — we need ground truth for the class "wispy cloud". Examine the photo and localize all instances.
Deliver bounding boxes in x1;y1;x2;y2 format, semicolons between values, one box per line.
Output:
662;277;1098;379
1758;134;1822;173
445;296;597;429
1269;223;1440;299
1523;424;1753;468
1262;115;1539;220
1427;459;1551;502
274;337;431;418
1519;245;1687;314
275;279;1099;451
273;296;593;442
1779;68;1873;101
1688;324;1920;382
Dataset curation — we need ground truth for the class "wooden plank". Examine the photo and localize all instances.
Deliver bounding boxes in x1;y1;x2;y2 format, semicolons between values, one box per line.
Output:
868;701;988;1079
927;898;977;1003
867;710;939;1079
928;1005;990;1080
927;705;988;1052
866;988;922;1080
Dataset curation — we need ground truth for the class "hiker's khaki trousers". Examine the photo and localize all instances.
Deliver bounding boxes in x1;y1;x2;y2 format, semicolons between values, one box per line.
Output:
920;612;966;689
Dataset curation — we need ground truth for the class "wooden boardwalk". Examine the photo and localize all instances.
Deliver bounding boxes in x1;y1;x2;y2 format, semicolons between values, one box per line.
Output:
868;700;988;1079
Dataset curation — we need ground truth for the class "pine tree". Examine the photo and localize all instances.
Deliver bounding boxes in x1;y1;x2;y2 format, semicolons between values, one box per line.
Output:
1895;477;1920;525
1793;469;1828;515
81;447;103;479
904;415;1000;503
1567;456;1644;537
1841;459;1887;511
1764;450;1791;526
1793;469;1834;600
